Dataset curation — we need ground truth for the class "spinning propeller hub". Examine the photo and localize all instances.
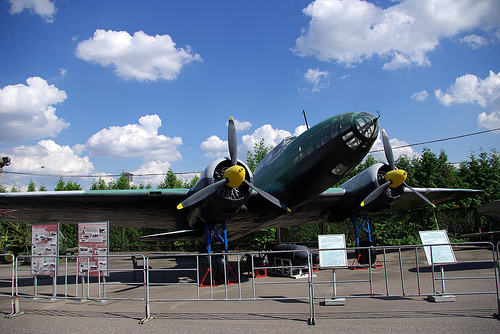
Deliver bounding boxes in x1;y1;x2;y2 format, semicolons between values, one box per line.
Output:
385;169;407;188
223;165;246;188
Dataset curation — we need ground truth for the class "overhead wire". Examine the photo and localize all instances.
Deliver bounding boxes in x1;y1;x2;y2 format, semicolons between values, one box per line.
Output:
370;127;500;153
2;126;499;179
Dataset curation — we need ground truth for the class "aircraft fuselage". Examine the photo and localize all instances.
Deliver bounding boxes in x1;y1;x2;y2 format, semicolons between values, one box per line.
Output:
253;112;379;207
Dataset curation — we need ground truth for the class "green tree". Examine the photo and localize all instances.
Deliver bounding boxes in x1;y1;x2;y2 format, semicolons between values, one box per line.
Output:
138;182;152;189
54;177;82;191
110;173;131;190
185;175;199;188
27;179;36;192
246;138;273;172
157;168;184;189
90;176;108;190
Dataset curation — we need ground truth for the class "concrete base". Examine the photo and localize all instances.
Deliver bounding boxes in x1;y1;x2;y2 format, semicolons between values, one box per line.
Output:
40;298;62;303
67;299;92;304
324;297;346;306
427;294;456;303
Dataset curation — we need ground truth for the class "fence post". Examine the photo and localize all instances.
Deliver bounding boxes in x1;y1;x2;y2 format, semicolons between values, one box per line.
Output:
5;255;26;318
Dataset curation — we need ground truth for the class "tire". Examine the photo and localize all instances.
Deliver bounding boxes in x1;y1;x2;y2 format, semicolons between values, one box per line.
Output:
1;247;18;264
355;240;377;265
212;255;228;284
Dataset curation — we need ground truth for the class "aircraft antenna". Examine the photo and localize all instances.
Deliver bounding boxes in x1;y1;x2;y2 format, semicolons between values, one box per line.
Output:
302;110;309;130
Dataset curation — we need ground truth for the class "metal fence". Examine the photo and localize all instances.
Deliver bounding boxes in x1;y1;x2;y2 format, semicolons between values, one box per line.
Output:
0;242;499;324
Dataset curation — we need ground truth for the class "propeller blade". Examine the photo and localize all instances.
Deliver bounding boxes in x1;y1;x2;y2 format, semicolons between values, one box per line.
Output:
382;129;395;170
403;182;436;208
177;179;227;210
228;116;237;166
244;180;291;212
360;181;392;207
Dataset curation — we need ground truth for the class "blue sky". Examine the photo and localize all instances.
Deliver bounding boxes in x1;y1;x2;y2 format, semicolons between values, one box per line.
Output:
1;0;499;191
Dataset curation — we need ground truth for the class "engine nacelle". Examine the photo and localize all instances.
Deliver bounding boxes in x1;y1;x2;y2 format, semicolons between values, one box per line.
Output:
338;162;404;215
187;158;253;224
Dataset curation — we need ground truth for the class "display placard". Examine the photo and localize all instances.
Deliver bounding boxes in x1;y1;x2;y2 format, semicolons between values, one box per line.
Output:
77;222;109;276
419;230;457;265
31;223;59;276
318;234;347;268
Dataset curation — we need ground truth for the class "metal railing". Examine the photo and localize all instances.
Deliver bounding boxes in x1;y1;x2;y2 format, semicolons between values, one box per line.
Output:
0;242;499;324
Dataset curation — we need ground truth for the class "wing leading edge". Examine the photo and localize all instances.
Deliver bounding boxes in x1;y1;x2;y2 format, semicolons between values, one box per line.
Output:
0;189;190;230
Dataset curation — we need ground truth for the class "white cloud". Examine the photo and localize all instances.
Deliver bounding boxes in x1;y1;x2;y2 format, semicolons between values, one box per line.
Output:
293;125;308;137
200;135;228;159
8;0;56;23
232;119;252;132
460;34;488;49
200;123;301;160
132;160;173;186
86;114;183;161
293;0;500;70
435;70;500;131
0;77;69;142
369;136;417;162
411;90;429;102
435;71;500;107
75;30;203;81
2;140;94;176
478;111;500;131
303;68;330;92
241;124;292;154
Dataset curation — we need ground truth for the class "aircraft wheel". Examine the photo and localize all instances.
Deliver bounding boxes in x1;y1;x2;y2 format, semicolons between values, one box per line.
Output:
355;240;376;265
1;247;17;264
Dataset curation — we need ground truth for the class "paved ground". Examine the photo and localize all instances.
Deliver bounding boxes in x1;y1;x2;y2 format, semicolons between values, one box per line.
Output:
0;247;499;333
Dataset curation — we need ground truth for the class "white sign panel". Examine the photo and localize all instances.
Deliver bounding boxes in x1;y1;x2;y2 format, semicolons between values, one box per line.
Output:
318;234;347;268
31;223;59;276
78;222;109;276
419;230;457;265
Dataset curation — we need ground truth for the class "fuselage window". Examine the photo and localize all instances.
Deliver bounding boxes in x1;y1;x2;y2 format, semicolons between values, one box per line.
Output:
331;163;350;176
340;119;351;133
346;137;362;150
331;126;339;139
342;131;354;142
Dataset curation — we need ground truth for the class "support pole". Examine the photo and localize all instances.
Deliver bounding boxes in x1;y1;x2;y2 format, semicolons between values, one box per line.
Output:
352;215;372;245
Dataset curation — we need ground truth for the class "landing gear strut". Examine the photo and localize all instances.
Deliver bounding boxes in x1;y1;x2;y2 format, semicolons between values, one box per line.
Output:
201;222;238;285
352;215;377;265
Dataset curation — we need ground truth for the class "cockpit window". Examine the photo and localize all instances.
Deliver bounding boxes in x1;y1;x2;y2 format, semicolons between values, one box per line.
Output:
355;113;378;139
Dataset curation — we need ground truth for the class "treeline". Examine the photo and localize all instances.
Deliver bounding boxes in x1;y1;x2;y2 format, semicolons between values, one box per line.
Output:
1;148;499;251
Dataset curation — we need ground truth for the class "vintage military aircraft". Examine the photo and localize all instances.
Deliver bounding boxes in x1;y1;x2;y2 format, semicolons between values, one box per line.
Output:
0;112;482;256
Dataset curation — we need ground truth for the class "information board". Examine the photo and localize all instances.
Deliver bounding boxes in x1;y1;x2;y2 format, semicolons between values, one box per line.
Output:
31;223;59;276
318;234;347;268
419;230;457;265
77;222;109;276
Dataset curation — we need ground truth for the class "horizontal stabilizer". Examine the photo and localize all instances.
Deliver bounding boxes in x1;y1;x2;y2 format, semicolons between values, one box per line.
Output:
138;229;204;241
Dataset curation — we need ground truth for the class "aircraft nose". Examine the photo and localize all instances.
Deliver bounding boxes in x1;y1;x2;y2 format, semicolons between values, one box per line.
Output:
354;112;379;140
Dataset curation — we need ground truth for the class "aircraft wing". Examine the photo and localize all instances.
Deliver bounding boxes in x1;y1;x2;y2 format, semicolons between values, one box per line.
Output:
0;189;191;230
477;200;500;218
0;186;482;242
225;186;483;240
387;187;483;211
